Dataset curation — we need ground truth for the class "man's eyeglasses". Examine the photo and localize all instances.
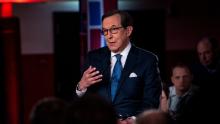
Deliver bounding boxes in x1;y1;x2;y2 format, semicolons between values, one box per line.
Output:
101;26;123;36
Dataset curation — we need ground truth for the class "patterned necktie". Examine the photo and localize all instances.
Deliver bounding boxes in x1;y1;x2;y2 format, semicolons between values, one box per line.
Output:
111;54;122;101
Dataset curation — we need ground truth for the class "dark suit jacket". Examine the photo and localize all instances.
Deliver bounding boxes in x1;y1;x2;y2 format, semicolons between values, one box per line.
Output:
81;45;162;117
173;85;201;124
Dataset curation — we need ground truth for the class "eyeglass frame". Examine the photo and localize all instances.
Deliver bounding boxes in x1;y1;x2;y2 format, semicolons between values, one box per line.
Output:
101;26;124;36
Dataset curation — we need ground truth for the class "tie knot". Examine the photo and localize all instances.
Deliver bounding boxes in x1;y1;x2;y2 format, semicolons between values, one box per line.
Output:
115;54;122;60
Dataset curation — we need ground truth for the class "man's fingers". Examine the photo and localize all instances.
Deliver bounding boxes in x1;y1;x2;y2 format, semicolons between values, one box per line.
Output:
89;74;103;84
90;70;101;77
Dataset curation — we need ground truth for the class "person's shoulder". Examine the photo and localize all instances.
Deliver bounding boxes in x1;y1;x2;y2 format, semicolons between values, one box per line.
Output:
191;84;199;90
189;62;205;72
132;45;158;61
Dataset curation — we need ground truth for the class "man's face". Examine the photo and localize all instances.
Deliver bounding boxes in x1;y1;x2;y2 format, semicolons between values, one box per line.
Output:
102;14;133;53
197;40;214;66
171;67;192;93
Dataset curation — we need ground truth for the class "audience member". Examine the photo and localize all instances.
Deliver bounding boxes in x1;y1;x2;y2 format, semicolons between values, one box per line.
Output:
30;97;68;124
65;94;118;124
135;109;173;124
191;36;220;89
190;37;220;121
160;62;201;124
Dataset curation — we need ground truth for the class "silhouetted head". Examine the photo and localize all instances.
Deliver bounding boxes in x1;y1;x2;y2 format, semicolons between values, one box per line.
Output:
30;97;68;124
135;109;172;124
65;94;117;124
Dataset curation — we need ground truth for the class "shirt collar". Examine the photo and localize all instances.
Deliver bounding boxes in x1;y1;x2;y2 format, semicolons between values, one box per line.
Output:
169;85;194;98
169;86;176;97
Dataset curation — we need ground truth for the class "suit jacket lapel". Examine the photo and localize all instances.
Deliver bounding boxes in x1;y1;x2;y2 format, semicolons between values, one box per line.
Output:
114;46;138;100
101;49;112;101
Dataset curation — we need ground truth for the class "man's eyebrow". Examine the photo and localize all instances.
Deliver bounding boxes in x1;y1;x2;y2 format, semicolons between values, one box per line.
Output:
102;25;118;29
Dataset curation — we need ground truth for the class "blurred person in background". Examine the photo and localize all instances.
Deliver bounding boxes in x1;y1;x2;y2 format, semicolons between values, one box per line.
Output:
191;37;220;87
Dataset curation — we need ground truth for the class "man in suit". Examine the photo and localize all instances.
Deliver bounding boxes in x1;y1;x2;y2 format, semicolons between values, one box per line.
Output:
190;37;220;123
191;37;220;88
162;63;201;124
75;10;162;124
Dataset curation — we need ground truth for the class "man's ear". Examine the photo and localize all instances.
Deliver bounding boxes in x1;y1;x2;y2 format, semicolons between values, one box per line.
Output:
126;26;133;37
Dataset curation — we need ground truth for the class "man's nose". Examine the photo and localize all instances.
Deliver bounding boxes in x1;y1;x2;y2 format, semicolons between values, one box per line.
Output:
179;78;184;83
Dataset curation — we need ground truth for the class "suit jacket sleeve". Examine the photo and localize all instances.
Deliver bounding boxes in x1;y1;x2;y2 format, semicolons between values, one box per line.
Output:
140;54;162;112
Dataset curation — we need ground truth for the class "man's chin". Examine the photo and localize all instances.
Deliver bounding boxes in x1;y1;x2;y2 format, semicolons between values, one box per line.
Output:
201;60;212;66
109;47;119;53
